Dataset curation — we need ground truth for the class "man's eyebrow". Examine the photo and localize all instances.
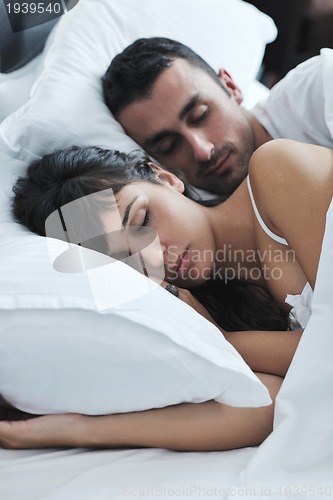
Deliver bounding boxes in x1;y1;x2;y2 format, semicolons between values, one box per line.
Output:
122;195;139;228
144;93;202;149
179;92;202;120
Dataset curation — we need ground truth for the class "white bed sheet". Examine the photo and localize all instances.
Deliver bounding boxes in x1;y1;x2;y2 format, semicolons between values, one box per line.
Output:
0;446;256;500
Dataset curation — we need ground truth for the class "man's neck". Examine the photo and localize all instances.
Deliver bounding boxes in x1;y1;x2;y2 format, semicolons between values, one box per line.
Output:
245;109;273;149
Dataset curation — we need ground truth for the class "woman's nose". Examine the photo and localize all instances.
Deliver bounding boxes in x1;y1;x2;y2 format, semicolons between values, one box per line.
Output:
141;238;166;269
127;228;165;268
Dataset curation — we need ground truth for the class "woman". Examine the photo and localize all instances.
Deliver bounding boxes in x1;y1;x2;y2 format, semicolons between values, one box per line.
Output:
2;138;332;451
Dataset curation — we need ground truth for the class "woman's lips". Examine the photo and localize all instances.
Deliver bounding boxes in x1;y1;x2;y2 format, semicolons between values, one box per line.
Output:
166;249;190;281
177;249;190;277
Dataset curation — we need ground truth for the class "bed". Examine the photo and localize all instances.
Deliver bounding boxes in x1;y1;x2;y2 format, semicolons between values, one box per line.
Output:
0;1;333;499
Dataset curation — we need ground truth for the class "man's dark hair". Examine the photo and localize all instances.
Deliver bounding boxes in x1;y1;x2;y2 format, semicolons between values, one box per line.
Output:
102;37;228;117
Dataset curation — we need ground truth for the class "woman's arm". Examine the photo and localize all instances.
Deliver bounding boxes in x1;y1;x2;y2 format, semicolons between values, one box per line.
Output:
0;373;281;451
177;286;301;377
224;329;301;377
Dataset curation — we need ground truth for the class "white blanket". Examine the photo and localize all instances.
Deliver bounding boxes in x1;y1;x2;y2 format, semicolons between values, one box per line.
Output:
227;200;333;499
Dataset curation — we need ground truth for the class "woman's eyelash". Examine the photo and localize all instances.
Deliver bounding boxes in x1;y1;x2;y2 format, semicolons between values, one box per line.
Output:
142;210;150;226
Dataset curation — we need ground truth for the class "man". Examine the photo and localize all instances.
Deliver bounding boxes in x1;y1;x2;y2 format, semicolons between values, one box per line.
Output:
102;37;333;196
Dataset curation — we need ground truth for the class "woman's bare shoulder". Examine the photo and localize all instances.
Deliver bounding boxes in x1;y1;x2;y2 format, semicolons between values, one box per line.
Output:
248;139;333;287
250;139;333;183
249;139;333;215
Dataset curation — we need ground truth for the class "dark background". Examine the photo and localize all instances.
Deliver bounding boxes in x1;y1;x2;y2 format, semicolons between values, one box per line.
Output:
1;0;333;77
246;0;333;86
0;0;78;73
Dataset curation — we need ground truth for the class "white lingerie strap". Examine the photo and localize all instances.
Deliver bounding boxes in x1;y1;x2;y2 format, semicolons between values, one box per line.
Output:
247;176;288;246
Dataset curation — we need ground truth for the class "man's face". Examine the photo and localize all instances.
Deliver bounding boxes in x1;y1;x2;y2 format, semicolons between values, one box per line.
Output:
117;59;258;195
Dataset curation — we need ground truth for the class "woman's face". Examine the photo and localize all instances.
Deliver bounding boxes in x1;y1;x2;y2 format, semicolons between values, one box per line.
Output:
100;173;217;288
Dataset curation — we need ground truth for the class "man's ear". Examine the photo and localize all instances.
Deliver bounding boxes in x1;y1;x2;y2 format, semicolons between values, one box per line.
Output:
218;68;243;104
148;163;185;193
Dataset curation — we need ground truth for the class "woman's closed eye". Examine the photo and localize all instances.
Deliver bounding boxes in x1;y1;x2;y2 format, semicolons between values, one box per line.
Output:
127;209;157;256
138;209;150;231
130;208;151;232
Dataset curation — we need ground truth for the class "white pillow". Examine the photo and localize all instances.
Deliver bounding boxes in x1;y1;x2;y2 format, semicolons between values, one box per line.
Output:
0;0;276;162
0;154;271;414
0;55;42;125
0;25;57;125
0;266;271;414
0;0;275;414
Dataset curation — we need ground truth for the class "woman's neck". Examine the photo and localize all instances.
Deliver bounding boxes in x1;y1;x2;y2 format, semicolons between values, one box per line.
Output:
205;179;265;285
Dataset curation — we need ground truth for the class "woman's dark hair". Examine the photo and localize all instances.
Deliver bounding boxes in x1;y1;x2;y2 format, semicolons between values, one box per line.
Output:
12;145;288;332
12;146;199;249
192;279;288;332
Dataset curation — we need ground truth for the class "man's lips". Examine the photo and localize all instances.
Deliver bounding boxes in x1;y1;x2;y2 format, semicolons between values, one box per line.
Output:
202;152;231;177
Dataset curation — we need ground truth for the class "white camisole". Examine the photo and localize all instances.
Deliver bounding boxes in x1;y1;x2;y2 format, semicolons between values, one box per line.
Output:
247;176;312;329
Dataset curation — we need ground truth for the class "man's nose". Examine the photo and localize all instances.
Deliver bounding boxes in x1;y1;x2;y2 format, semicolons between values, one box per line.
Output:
186;131;214;162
